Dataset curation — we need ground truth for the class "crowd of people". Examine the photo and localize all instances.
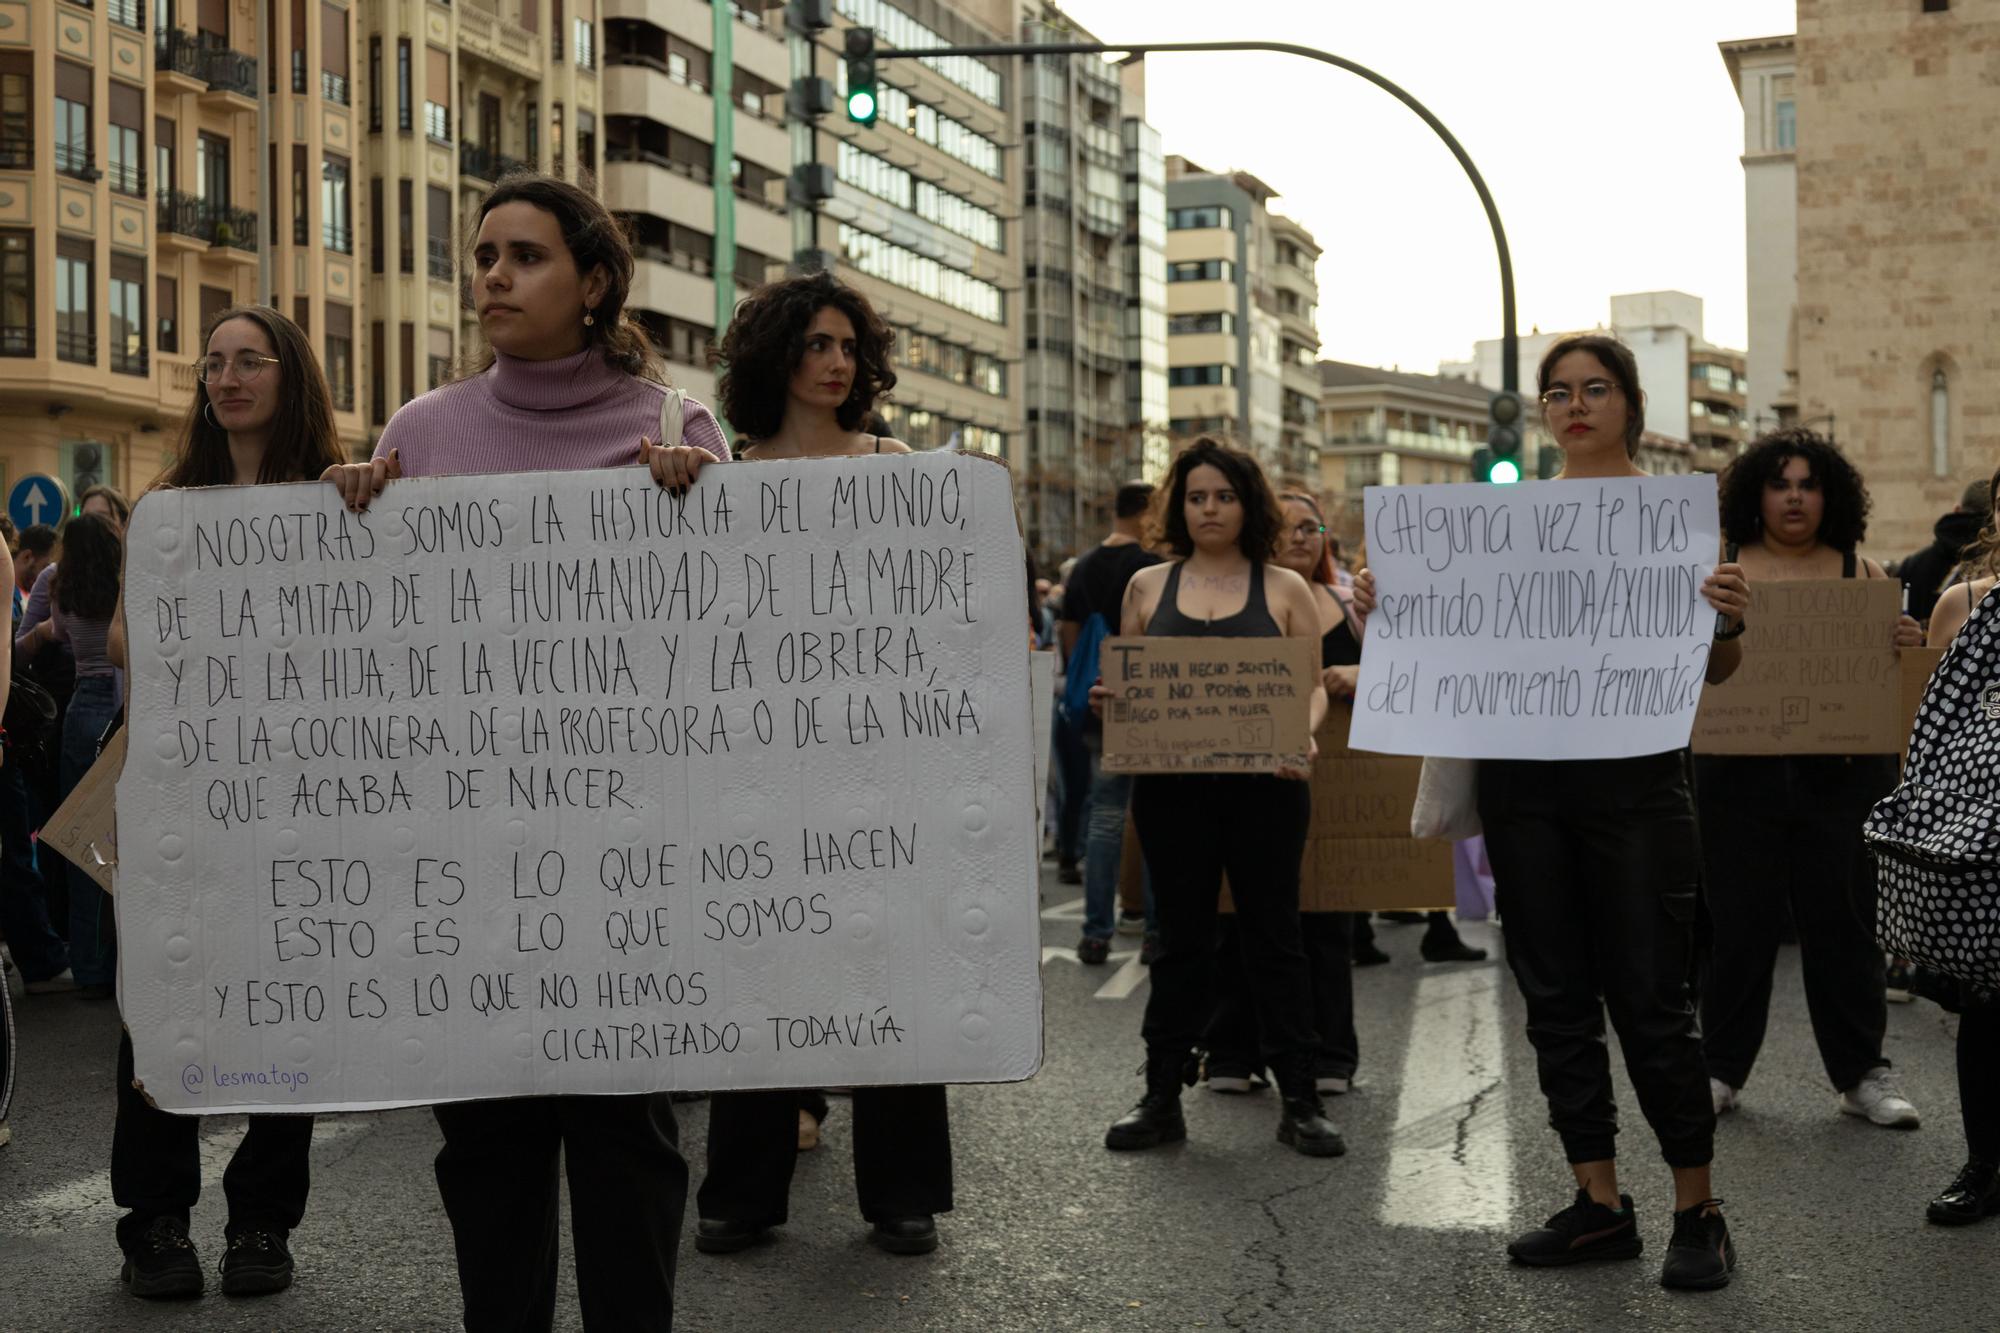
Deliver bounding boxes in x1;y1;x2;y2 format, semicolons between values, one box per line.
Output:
0;166;1993;1326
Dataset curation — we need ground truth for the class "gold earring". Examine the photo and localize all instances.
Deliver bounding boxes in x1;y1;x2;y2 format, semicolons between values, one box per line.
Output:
583;309;595;328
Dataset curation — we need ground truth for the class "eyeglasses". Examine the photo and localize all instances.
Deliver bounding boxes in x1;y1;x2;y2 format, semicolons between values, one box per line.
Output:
1539;380;1617;409
1287;522;1326;540
195;353;281;383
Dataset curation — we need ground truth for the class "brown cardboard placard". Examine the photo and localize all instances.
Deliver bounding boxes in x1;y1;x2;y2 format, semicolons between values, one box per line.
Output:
1691;579;1904;754
42;729;125;894
1101;635;1317;774
1899;646;1945;766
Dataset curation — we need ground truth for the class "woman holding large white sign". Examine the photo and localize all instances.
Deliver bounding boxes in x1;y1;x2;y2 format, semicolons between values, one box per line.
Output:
1094;439;1345;1158
110;305;346;1301
1698;431;1922;1131
1360;336;1750;1289
326;174;729;1332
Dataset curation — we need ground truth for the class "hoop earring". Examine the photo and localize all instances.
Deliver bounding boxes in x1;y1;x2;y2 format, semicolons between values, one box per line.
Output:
204;402;220;429
583;308;595;328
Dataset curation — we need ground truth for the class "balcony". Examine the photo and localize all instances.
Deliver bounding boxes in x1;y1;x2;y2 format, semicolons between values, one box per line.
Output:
155;29;207;93
107;161;146;197
198;46;260;106
57;330;99;365
321;70;350;105
156;189;259;254
0;325;29;356
457;5;541;82
459;141;527;184
112;344;150;376
54;143;100;183
427;236;453;280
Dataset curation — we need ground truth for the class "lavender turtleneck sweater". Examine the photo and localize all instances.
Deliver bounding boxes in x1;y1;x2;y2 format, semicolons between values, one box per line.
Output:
371;349;729;478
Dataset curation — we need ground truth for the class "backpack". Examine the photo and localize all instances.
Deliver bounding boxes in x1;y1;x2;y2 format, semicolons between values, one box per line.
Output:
1059;611;1108;737
2;673;59;798
1863;582;2000;991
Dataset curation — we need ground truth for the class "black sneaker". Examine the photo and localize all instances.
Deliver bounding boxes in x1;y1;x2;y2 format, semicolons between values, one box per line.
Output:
1105;1090;1186;1151
694;1218;775;1254
1076;936;1110;965
1138;931;1161;966
1659;1200;1735;1290
121;1216;205;1300
1507;1190;1641;1267
1927;1160;2000;1226
1275;1096;1346;1157
1353;940;1391;967
220;1230;294;1296
1057;862;1082;885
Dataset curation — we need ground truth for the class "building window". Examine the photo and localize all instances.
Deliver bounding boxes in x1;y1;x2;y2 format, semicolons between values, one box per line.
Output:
198;131;230;206
838;224;1005;324
369;176;384;273
428;326;452;388
666;37;711;90
1931;365;1950;477
1168;365;1233;387
326;301;354;410
0;231;29;356
55;62;93;179
832;0;1002;107
552;103;564;177
1923;0;1949;11
576;110;595;178
396;38;412;133
292;145;309;245
1167;259;1232;283
1168;312;1235;335
157;274;179;354
1775;98;1796;151
0;53;29;169
109;0;145;29
370;320;385;420
1167;205;1232;230
423;47;450;142
110;255;148;375
398;179;413;273
56;238;96;365
323;154;352;252
155;116;175;193
322;2;350;103
573;17;595;70
426;184;451;279
851;75;1003;180
525;100;539;168
399;322;416;406
368;36;382;131
108;83;146;196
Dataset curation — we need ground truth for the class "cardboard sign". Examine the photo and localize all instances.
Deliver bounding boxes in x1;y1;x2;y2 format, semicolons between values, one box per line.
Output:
1100;636;1317;773
1351;475;1722;760
1221;705;1453;914
1900;646;1946;765
1691;579;1903;754
42;729;126;893
115;455;1042;1114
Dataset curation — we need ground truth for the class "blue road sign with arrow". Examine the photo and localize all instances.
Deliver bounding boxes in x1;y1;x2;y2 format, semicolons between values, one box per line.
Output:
8;475;70;532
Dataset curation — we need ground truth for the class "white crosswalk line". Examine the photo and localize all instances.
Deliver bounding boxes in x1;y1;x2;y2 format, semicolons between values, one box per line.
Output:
1040;896;1086;922
1093;953;1149;1002
5;1115;377;1236
1378;966;1515;1231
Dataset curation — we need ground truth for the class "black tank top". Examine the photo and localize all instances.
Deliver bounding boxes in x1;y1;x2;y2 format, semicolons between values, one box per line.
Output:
1724;542;1857;577
1321;598;1361;668
1146;561;1282;638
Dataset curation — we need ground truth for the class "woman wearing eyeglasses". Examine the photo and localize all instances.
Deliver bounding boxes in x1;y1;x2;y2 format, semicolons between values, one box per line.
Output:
101;306;347;1302
1202;491;1363;1096
1358;335;1750;1289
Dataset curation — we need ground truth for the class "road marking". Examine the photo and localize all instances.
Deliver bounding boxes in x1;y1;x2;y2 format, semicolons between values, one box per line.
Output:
1040;944;1149;1000
1040;896;1085;922
1378;962;1515;1231
5;1115;376;1236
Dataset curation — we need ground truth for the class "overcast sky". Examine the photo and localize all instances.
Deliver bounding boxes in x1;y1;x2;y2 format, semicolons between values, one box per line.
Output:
1055;0;1798;374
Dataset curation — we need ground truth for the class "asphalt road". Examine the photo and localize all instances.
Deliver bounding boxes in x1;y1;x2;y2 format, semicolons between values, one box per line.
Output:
4;869;1997;1332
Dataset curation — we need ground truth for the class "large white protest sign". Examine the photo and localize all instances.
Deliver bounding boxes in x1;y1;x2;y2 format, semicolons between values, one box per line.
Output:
1350;475;1721;760
116;454;1042;1114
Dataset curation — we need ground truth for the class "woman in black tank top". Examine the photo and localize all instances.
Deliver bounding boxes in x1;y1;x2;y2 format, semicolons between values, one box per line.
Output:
1094;440;1346;1158
1697;432;1923;1131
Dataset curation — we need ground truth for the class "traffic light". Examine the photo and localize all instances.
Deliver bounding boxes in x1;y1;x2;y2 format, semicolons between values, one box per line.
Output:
1481;390;1525;484
844;27;878;125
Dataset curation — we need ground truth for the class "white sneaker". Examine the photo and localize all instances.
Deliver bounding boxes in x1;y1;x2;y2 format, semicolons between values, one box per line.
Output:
1711;1078;1739;1117
1316;1075;1351;1095
1840;1066;1921;1128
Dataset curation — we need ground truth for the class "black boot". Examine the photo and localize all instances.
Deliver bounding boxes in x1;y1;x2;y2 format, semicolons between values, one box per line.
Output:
1106;1054;1193;1151
1276;1093;1346;1158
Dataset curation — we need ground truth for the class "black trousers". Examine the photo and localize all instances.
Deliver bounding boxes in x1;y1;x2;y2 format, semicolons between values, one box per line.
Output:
1694;754;1895;1093
698;1085;952;1225
1206;912;1357;1079
1479;753;1714;1169
111;1029;314;1253
1958;1005;2000;1163
1133;774;1317;1096
433;1094;685;1333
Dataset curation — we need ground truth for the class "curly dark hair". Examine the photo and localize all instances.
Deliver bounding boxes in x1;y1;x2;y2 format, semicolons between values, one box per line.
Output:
1954;464;2000;580
1717;427;1872;551
53;513;122;622
710;271;897;440
1150;437;1283;562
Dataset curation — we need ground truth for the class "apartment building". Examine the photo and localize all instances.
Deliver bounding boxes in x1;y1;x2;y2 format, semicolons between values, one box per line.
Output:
1119;60;1167;488
0;0;600;502
603;0;1022;469
1720;33;1798;435
1316;360;1491;544
1162;155;1321;487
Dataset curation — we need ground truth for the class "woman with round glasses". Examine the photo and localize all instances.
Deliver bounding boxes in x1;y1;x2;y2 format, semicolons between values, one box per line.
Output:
100;305;346;1301
1357;334;1751;1290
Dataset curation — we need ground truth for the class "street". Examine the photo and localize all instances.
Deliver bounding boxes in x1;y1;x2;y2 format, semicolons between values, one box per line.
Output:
4;869;1996;1332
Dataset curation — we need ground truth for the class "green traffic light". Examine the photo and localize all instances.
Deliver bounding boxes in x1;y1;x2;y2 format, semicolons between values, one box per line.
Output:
846;88;877;123
1489;459;1521;485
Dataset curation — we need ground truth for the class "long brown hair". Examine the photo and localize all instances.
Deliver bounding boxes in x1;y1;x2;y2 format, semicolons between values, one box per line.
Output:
158;306;345;487
466;172;662;383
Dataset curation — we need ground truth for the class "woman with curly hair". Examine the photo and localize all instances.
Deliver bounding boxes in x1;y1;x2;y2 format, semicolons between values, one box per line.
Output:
1090;439;1346;1160
1912;462;2000;1227
690;272;951;1265
1698;428;1924;1132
